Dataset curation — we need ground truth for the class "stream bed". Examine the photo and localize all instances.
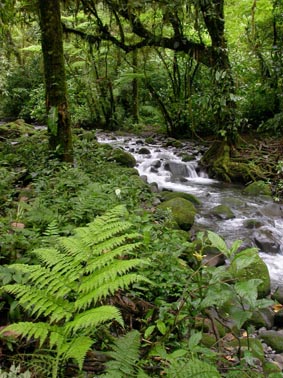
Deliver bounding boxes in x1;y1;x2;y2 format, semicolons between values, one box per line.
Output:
97;132;283;289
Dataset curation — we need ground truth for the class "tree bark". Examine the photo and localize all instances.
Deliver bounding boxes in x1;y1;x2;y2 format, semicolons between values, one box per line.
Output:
38;0;73;163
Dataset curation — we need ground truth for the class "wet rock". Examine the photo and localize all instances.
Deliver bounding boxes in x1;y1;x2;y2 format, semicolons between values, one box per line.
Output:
243;180;272;197
221;197;246;209
144;136;155;144
164;138;183;148
106;148;136;167
160;191;201;206
164;161;189;177
158;197;196;231
244;219;264;229
253;228;281;254
274;309;283;328
231;253;271;298
138;147;151;155
202;251;226;267
149;182;159;193
263;360;283;375
260;203;283;217
248;307;274;330
181;153;195;162
271;287;283;305
259;330;283;353
209;204;235;220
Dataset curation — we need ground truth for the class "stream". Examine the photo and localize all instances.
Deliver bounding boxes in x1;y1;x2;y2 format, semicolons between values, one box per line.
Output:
97;132;283;290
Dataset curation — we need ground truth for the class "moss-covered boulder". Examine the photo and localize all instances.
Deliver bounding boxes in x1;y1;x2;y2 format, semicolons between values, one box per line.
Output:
243;180;272;197
231;253;271;299
259;330;283;353
209;204;235;220
201;141;266;183
160;191;201;206
0;119;36;138
158;197;196;231
106;148;136;167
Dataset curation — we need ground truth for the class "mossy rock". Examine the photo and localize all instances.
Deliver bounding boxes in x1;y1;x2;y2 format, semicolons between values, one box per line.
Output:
158;197;196;231
243;180;272;197
201;141;266;183
160;191;201;206
144;136;155;144
0;119;36;138
259;330;283;353
181;153;195;162
231;253;271;299
209;204;235;220
243;219;263;229
106;148;136;167
164;138;183;148
263;361;282;375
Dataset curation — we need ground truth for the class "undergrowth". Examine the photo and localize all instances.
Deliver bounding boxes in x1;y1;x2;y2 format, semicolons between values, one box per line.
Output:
0;127;281;378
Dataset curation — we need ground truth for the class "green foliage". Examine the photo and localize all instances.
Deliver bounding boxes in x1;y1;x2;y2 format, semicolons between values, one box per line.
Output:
0;206;148;377
101;330;147;378
165;358;221;378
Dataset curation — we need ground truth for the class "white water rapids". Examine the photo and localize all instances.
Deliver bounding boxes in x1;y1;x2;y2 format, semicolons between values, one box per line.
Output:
97;132;283;290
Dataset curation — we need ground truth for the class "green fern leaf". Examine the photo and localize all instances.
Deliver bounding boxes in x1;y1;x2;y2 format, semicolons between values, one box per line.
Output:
86;242;142;273
65;305;124;334
166;358;221;378
74;273;148;310
2;284;73;322
79;259;147;294
60;335;93;370
0;322;50;347
104;330;141;377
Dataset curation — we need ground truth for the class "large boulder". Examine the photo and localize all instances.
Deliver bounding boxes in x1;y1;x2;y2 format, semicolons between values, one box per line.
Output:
253;227;282;254
259;330;283;353
231;253;271;299
158;197;196;231
106;148;136;167
243;180;272;197
160;191;201;206
209;204;235;220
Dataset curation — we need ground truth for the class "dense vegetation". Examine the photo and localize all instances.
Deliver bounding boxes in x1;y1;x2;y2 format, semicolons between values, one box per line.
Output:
0;1;283;377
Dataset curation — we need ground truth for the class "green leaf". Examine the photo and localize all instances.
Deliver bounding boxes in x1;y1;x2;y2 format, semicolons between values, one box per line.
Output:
229;307;252;329
207;231;228;255
144;325;155;339
188;331;202;350
230;248;258;272
156;319;167;335
234;279;262;307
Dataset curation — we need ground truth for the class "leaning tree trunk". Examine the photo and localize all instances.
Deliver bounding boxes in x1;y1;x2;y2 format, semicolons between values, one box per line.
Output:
38;0;73;163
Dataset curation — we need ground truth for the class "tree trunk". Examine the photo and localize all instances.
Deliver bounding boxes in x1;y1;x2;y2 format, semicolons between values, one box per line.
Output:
132;49;139;123
38;0;73;163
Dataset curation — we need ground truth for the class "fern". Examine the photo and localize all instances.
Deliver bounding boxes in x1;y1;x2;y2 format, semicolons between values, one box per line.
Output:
101;330;149;378
165;358;221;378
0;206;148;378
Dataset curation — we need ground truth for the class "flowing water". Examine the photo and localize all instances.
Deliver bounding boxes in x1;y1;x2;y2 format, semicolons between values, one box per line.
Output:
97;132;283;289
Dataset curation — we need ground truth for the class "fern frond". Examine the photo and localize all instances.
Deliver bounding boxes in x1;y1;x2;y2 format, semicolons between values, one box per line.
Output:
60;336;93;370
74;273;147;310
0;322;50;347
32;247;65;268
166;358;221;378
86;242;143;273
65;305;123;334
79;259;147;294
104;330;141;377
2;284;73;322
